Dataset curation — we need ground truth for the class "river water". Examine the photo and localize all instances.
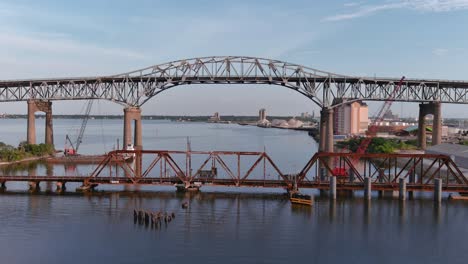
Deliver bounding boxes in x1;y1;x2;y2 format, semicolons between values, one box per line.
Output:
0;119;467;264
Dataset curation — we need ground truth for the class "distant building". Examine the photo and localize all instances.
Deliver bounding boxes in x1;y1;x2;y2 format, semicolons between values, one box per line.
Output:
333;100;369;135
257;108;271;127
208;112;221;122
382;109;399;120
300;112;310;118
259;108;266;121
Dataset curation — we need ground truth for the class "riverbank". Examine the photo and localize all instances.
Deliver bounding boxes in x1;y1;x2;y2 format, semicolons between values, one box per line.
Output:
0;155;49;167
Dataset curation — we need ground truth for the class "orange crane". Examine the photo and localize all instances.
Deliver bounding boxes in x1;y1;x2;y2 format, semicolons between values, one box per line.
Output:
356;76;405;155
332;76;405;178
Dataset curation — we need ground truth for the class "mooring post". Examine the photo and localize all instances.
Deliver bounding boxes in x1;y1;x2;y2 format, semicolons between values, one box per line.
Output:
434;178;442;203
330;176;337;200
399;178;406;201
364;177;371;200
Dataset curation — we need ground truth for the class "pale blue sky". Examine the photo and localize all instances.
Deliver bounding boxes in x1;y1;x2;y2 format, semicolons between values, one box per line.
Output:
0;0;468;117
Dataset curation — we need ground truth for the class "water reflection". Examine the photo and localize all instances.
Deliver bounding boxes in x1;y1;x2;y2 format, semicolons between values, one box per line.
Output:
0;190;466;263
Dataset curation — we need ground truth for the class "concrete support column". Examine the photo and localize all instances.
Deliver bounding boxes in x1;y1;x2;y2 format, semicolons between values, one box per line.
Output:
319;108;334;153
325;108;334;153
432;102;442;146
319;109;327;152
418;103;427;150
27;100;37;144
364;177;371;200
27;100;54;146
399;178;406;201
123;107;142;150
45;101;54;145
434;178;442;203
330;176;337;200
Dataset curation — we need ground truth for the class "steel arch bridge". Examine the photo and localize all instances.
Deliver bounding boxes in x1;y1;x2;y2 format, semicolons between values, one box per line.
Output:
1;56;468;108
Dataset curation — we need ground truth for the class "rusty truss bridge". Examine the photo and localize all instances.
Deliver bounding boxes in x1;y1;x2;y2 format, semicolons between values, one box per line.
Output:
2;56;468;107
1;150;467;194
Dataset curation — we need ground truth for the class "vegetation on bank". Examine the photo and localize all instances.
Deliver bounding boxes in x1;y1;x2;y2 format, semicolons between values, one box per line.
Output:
0;142;54;162
336;137;418;154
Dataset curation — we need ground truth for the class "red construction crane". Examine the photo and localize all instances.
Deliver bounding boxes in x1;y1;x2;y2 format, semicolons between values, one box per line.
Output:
356;76;406;155
332;76;405;178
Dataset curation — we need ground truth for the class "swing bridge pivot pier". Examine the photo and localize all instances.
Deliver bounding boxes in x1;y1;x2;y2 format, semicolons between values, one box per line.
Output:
0;150;467;202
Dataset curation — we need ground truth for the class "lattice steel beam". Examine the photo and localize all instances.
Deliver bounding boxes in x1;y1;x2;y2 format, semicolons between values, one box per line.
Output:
2;56;468;107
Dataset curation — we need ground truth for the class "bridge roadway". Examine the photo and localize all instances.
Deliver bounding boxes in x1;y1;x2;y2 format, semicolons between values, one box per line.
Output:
2;176;468;193
1;56;468;107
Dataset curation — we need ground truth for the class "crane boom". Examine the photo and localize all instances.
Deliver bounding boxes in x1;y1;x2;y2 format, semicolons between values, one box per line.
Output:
75;100;94;153
64;100;94;155
356;76;406;154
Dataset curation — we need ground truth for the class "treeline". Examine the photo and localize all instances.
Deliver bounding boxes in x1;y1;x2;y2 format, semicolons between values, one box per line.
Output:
0;142;55;162
336;137;418;154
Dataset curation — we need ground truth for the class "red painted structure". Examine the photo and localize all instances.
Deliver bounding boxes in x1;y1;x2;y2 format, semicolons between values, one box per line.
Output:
0;150;467;193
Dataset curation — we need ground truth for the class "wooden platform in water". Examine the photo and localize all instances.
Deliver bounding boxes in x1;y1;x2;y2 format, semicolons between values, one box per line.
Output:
448;195;468;201
290;197;313;206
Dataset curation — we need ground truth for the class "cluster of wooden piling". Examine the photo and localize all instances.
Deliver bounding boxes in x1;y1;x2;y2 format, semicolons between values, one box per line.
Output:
133;209;175;228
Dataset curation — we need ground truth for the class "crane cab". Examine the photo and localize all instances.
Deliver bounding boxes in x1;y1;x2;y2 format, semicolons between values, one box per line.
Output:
64;147;76;156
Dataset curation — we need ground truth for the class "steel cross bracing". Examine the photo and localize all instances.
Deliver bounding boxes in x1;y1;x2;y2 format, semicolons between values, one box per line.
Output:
1;150;468;192
2;56;468;107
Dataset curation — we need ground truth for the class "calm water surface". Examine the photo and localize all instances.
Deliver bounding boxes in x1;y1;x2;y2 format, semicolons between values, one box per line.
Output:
0;119;467;264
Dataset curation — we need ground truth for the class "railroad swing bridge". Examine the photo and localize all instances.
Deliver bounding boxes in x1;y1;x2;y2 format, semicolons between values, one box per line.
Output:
1;56;468;151
1;150;467;201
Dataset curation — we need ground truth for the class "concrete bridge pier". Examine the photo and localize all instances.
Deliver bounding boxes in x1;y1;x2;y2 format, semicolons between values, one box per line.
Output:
418;102;442;149
123;107;142;150
399;178;406;201
0;181;6;190
434;178;442;203
319;107;334;153
329;176;337;200
319;107;334;179
27;100;54;145
364;177;371;200
124;107;142;177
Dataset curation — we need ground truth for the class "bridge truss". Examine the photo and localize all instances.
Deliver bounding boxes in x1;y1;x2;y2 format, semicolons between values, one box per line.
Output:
1;150;468;193
1;56;468;107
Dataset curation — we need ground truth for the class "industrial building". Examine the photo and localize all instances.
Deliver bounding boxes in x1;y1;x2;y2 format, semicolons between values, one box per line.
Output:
333;100;369;135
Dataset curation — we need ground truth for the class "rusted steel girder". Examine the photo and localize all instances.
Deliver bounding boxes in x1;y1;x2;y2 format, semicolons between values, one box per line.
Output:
87;149;289;188
297;152;467;187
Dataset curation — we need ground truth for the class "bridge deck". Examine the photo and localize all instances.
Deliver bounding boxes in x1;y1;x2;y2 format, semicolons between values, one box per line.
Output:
1;176;468;193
